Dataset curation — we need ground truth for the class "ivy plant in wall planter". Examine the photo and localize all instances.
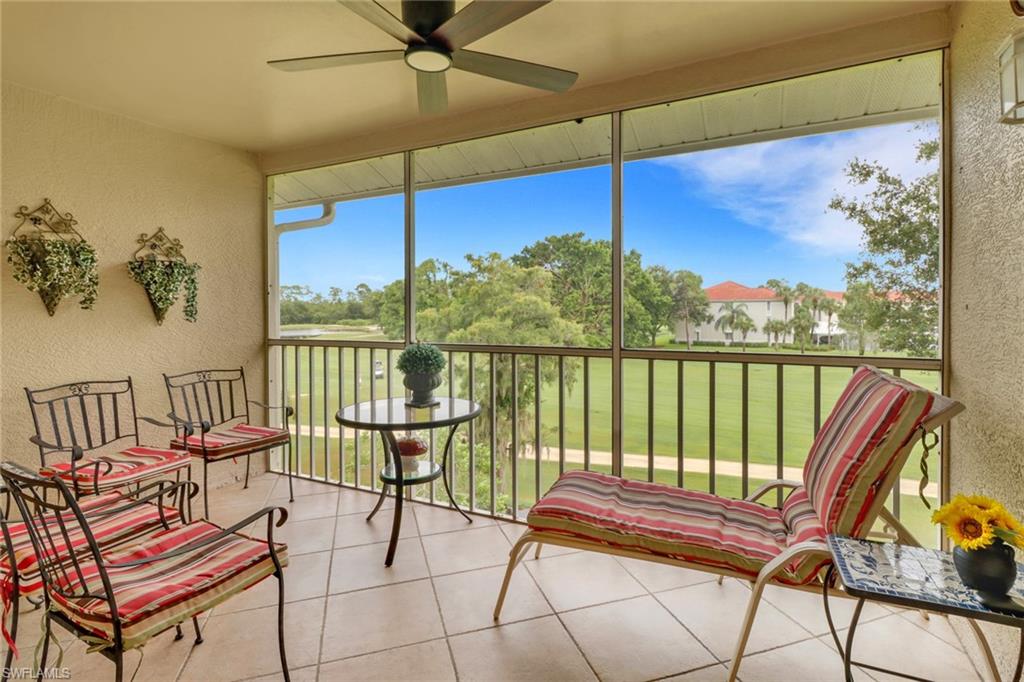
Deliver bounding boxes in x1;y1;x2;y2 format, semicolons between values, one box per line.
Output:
127;228;200;324
4;199;99;316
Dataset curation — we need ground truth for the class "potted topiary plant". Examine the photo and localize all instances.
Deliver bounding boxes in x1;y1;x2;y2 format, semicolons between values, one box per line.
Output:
396;342;446;407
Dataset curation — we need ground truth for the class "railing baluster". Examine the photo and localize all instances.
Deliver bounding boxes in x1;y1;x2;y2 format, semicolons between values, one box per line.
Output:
776;364;785;507
708;361;716;495
280;345;287;474
294;345;300;477
534;354;541;505
308;346;315;478
511;354;519;520
448;351;455;503
583;357;591;472
370;348;377;492
489;354;497;515
741;363;749;499
559;356;567;473
468;352;476;513
323;346;329;482
813;365;822;435
647;359;655;482
339;347;346;484
354;348;361;489
677;361;684;488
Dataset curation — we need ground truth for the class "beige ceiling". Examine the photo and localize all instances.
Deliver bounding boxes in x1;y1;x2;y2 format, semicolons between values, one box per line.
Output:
1;1;947;154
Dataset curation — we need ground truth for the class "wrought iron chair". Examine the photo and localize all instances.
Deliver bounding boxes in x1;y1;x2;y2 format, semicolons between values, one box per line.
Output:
0;461;290;682
1;477;197;673
25;378;192;498
161;367;294;518
493;366;966;682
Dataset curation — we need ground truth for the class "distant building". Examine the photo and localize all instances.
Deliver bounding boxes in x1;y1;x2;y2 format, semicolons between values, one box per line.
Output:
674;281;845;346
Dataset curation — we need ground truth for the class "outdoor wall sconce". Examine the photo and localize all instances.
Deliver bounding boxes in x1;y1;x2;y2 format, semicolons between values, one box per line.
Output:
998;29;1024;124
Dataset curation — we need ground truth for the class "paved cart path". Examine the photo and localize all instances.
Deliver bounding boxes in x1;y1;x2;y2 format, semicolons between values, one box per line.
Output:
292;424;937;497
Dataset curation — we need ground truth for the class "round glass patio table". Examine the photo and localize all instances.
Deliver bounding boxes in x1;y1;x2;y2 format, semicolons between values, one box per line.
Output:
336;397;482;566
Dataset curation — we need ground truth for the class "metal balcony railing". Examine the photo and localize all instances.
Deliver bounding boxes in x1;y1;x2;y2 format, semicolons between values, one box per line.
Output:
266;339;943;544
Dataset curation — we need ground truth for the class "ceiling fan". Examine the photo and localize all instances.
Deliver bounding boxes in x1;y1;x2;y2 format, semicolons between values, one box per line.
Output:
268;0;578;115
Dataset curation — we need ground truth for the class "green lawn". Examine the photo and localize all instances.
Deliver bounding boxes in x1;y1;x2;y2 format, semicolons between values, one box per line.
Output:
272;342;942;545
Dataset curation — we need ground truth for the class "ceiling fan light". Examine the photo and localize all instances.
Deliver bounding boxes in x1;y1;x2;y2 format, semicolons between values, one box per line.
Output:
405;45;452;73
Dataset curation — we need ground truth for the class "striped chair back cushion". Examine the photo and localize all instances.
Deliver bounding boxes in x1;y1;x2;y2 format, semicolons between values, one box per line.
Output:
803;366;933;537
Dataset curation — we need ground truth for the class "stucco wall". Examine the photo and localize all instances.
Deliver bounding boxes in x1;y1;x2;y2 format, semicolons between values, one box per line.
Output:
0;81;267;489
948;2;1024;677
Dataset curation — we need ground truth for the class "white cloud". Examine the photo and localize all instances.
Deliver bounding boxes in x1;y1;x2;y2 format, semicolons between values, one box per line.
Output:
651;121;937;255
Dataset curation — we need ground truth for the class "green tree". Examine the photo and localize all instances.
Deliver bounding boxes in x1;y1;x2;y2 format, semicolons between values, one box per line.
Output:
788;303;816;353
513;232;611;345
713;302;751;346
830;136;940;357
733;315;756;352
764;278;795;342
671;270;711;349
819;297;840;342
762;319;787;350
627;262;675;347
837;281;883;356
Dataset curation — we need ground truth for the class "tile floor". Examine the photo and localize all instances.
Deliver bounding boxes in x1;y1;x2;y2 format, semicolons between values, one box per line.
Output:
7;474;990;682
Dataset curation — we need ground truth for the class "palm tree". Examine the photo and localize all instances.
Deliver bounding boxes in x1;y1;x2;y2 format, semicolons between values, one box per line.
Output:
762;319;787;350
733;315;756;352
713;302;750;346
788;303;816;353
795;282;826;344
819;297;840;345
765;278;795;342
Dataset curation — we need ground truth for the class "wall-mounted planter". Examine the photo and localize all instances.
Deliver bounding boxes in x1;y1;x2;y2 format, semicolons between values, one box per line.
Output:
127;228;200;324
4;199;99;316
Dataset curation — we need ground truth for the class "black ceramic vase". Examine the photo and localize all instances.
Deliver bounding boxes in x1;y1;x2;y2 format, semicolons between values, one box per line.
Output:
953;538;1017;596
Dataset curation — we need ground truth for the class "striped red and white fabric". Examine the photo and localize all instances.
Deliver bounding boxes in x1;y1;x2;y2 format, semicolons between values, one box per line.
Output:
527;470;826;585
0;492;181;599
171;424;289;461
49;521;288;650
39;447;191;494
802;366;933;537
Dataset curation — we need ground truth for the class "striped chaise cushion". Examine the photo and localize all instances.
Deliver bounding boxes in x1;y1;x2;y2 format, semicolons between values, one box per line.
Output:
171;424;289;460
39;446;191;494
1;492;181;599
50;521;288;650
802;366;933;537
528;470;827;585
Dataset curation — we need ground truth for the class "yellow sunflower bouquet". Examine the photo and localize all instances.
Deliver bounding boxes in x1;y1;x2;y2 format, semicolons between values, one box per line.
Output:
931;495;1024;551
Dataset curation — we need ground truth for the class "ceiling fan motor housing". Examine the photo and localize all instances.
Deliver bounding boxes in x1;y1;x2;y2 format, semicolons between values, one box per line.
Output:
402;0;456;39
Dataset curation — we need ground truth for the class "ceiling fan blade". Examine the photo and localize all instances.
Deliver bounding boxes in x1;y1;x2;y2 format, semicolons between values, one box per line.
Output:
429;0;549;51
452;50;577;92
417;71;448;115
338;1;425;45
268;49;405;72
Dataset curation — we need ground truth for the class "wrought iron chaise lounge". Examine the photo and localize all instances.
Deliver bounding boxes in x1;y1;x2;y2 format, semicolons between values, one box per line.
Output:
494;365;966;682
161;368;294;517
25;378;192;498
1;461;290;682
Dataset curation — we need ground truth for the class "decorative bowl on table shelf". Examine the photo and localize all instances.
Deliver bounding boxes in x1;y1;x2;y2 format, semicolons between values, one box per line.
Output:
395;435;428;472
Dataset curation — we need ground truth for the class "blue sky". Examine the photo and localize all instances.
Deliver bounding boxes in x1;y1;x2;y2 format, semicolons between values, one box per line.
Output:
278;121;936;296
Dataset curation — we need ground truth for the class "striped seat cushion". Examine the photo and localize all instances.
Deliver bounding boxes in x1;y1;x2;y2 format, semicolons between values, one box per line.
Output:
49;521;288;650
39;446;191;494
171;424;289;461
1;492;181;599
802;366;934;537
528;470;827;585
